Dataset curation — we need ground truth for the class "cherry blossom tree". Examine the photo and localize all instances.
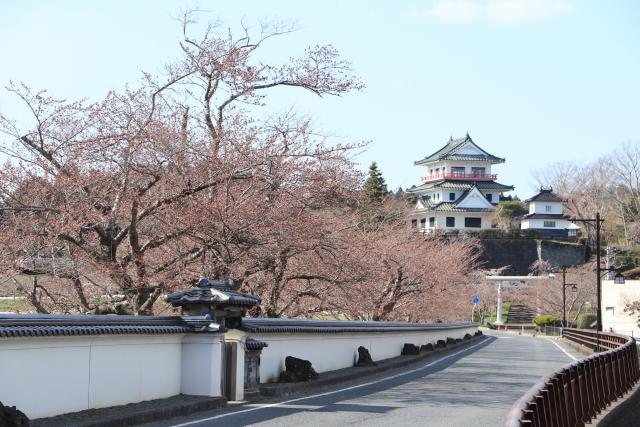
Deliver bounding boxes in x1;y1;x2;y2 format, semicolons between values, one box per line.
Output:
0;15;364;314
0;14;481;320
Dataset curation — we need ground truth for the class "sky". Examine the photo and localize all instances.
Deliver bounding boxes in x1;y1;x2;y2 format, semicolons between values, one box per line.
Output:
0;0;639;198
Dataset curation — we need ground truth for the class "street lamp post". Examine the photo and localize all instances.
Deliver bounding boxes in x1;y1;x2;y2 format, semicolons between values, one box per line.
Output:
572;212;605;332
560;268;578;327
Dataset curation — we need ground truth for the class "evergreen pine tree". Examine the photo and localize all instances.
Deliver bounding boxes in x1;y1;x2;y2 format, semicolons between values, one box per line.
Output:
364;161;388;203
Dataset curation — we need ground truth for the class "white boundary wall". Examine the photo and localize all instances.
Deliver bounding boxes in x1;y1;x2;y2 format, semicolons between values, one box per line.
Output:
0;333;223;419
251;325;477;383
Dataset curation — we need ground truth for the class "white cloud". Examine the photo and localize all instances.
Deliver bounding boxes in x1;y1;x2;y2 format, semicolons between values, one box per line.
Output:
414;0;572;25
428;0;484;24
487;0;572;23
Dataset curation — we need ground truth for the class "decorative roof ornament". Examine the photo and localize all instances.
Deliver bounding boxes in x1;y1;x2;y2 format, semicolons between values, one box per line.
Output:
165;277;261;331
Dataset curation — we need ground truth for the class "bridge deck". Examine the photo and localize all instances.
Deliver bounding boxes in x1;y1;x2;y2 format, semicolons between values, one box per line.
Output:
146;333;581;427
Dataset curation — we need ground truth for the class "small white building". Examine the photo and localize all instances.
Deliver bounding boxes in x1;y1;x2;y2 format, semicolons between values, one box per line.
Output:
521;188;580;240
602;278;640;337
407;134;513;231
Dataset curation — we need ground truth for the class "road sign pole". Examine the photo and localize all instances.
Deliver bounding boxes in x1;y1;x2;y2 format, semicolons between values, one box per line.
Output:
495;284;503;326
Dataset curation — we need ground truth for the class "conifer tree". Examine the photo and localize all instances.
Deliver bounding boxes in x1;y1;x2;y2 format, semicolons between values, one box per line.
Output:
364;161;388;203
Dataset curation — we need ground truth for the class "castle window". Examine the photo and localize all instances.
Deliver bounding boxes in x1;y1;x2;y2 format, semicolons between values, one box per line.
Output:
486;193;493;202
465;217;481;228
446;217;455;227
411;219;417;228
471;167;485;176
452;167;465;176
420;218;426;228
449;192;455;201
543;221;556;228
429;217;435;227
545;205;552;212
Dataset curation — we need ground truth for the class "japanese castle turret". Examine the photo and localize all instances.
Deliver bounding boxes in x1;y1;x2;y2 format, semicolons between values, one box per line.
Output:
521;188;580;240
407;133;513;231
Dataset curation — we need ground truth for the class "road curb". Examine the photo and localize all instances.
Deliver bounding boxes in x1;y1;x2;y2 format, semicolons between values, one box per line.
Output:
30;395;226;427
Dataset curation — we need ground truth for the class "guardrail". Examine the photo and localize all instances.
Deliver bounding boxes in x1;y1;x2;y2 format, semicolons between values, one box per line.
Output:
505;329;640;427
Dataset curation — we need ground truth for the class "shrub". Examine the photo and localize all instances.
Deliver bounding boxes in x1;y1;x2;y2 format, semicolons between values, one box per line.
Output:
479;229;505;239
497;200;527;219
533;315;561;329
576;313;597;329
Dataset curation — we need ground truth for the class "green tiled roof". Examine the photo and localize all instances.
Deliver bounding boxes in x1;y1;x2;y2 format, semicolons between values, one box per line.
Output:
415;134;505;165
418;201;495;213
406;180;514;194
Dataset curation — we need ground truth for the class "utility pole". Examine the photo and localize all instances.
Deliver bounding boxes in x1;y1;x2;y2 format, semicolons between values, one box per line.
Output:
562;268;566;327
596;212;602;332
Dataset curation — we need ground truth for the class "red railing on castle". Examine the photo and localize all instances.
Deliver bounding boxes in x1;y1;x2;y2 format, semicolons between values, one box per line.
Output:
420;172;497;182
504;329;640;427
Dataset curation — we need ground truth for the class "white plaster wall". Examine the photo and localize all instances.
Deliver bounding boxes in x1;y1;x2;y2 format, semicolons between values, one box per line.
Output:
530;201;563;215
441;161;492;175
456;143;483;156
602;280;640;337
522;218;572;230
434;212;494;230
252;326;477;383
0;334;201;419
89;336;183;408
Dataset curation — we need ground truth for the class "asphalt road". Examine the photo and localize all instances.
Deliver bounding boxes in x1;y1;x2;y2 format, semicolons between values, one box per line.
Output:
148;333;581;427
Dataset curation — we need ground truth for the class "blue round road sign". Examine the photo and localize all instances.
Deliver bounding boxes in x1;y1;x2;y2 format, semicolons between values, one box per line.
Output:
473;296;479;304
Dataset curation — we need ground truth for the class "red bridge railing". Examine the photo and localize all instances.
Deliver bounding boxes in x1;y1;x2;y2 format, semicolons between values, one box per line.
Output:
504;329;640;427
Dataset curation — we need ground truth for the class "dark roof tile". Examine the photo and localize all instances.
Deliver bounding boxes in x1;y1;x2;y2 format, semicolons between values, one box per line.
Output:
523;213;570;220
525;189;564;203
240;318;475;334
0;314;195;337
165;278;261;308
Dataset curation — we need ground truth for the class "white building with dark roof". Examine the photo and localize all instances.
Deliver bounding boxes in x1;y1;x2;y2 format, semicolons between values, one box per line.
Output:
521;188;579;239
407;133;513;231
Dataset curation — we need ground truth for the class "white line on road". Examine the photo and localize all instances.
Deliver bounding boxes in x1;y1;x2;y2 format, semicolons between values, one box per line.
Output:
171;336;491;427
548;339;578;361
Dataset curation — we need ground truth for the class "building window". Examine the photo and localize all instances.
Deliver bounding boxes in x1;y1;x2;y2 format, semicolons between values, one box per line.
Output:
465;217;481;228
429;217;435;227
449;192;455;201
471;167;485;176
545;205;552;212
452;167;465;176
543;221;556;228
411;219;417;228
420;218;426;228
446;217;455;227
568;229;577;237
486;193;493;202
